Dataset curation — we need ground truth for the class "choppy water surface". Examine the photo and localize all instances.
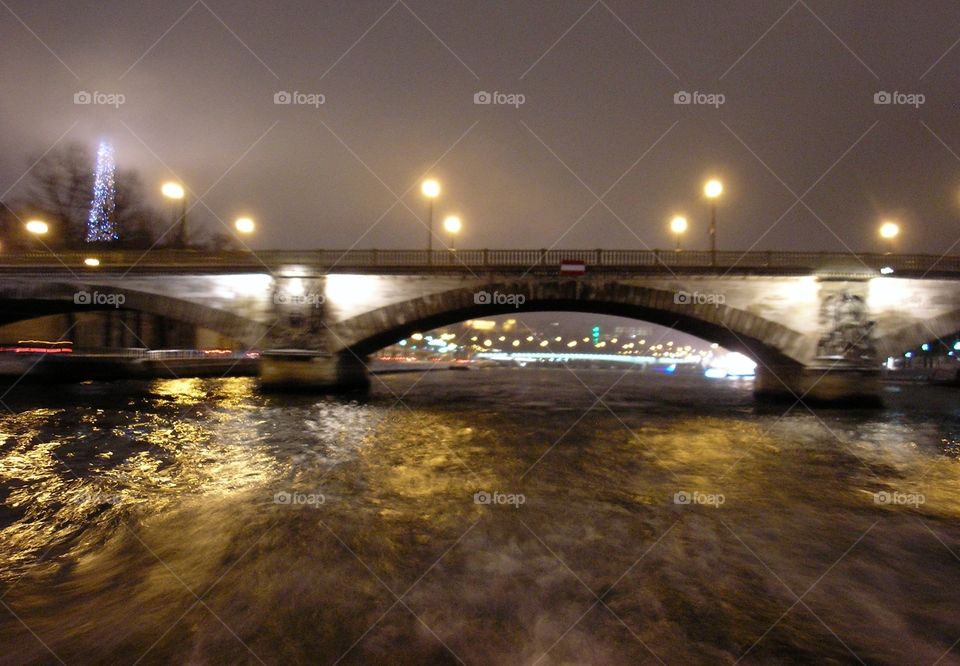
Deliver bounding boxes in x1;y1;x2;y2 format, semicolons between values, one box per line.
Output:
1;369;960;665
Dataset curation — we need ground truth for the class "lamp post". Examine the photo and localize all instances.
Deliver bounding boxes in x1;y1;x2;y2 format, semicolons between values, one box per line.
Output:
670;215;688;252
443;215;461;251
161;182;187;248
704;179;723;265
421;178;440;263
879;220;899;255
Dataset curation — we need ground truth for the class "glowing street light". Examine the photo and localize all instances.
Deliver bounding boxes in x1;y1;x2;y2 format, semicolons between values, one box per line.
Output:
160;182;184;200
704;179;723;199
879;221;899;239
421;178;441;261
443;214;461;250
704;179;723;265
421;179;440;198
161;181;188;248
83;257;100;267
25;219;49;235
234;217;255;235
670;215;688;252
879;220;899;254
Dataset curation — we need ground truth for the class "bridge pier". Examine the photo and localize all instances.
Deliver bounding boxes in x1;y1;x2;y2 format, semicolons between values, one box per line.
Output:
754;363;882;406
259;351;370;392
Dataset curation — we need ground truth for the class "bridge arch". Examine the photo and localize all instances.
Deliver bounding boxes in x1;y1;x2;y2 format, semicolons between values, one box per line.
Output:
327;278;809;369
875;307;960;358
0;279;270;347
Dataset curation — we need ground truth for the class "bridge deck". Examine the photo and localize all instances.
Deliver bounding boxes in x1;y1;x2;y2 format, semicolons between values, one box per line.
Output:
0;249;957;277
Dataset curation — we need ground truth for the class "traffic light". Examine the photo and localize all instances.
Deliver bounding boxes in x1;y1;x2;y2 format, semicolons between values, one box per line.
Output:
591;326;600;343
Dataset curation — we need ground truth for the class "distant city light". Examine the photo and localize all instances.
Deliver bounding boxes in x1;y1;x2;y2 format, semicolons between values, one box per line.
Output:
921;343;930;351
705;351;757;378
83;257;100;267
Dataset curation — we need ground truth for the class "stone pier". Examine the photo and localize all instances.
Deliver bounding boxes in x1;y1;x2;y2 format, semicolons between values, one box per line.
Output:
258;351;370;392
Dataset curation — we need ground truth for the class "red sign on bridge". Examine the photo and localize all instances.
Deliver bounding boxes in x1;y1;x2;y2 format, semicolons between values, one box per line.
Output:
560;259;586;276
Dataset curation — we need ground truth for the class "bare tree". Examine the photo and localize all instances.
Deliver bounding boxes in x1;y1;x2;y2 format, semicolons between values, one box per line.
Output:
19;142;93;246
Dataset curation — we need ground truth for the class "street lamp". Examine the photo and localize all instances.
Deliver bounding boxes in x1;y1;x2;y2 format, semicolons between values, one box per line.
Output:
234;217;255;235
421;178;441;262
704;179;723;265
670;215;688;252
25;219;49;235
879;220;899;254
161;181;187;248
443;214;462;250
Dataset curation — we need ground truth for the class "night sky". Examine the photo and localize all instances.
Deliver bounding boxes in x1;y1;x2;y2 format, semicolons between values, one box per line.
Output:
2;0;960;253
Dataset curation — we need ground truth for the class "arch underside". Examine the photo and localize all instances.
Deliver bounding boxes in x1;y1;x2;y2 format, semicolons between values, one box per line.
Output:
875;308;960;358
0;282;271;347
330;282;809;368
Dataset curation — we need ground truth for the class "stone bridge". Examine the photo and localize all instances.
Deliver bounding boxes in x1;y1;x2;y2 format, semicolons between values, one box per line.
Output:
2;248;960;403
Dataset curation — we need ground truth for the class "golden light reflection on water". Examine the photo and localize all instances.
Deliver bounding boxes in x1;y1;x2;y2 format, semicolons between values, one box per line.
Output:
0;377;281;583
150;377;208;403
149;376;259;409
2;372;960;663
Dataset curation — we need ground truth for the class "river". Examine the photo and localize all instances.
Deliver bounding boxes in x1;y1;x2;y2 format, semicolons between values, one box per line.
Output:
0;369;959;664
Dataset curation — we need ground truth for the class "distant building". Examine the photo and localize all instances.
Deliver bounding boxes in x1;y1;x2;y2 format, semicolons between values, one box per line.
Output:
613;325;651;339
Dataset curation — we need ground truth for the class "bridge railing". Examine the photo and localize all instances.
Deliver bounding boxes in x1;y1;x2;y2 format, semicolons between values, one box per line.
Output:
1;249;959;274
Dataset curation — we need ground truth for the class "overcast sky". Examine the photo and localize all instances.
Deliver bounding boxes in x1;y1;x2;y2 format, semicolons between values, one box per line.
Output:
2;0;960;253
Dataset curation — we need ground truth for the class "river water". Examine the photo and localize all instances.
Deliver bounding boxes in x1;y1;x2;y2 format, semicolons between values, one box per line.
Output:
0;369;959;665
